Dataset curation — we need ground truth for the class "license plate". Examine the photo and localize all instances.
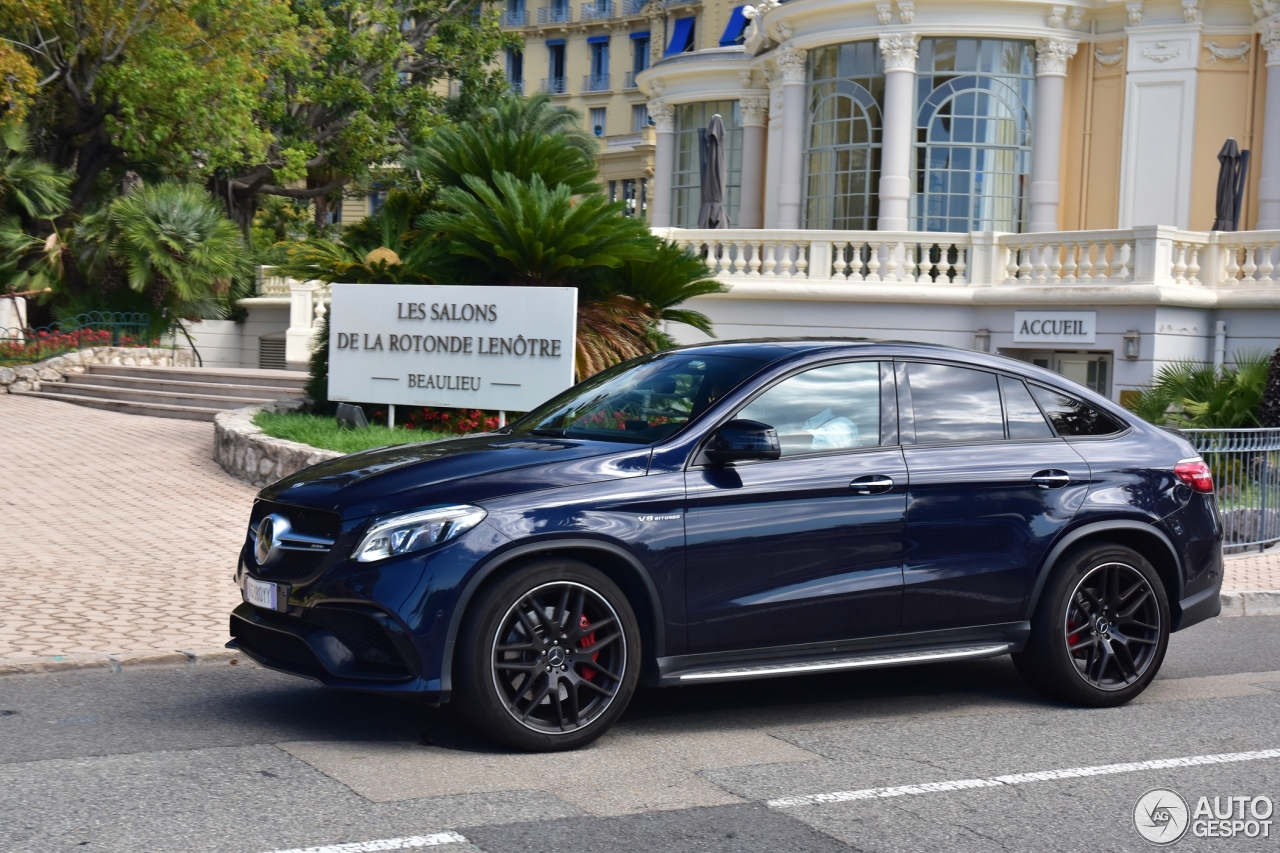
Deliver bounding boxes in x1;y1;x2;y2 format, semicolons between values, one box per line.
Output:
244;576;278;610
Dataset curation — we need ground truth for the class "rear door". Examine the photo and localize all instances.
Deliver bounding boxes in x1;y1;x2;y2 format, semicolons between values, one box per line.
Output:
898;362;1090;633
684;360;907;654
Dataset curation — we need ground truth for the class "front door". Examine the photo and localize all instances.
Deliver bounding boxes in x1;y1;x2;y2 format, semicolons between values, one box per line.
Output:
684;361;907;654
896;362;1090;633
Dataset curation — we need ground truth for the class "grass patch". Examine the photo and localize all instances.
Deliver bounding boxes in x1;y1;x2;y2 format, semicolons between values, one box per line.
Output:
253;410;452;454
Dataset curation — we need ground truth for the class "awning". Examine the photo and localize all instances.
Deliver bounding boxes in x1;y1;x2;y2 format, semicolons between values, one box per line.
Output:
719;6;749;46
587;35;610;44
546;38;566;46
630;30;650;39
665;17;695;56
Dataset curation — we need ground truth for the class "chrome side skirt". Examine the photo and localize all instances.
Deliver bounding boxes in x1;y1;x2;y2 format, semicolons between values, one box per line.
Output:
675;643;1012;683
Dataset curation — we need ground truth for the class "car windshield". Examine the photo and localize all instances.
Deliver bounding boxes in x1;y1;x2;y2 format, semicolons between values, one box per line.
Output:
510;352;770;444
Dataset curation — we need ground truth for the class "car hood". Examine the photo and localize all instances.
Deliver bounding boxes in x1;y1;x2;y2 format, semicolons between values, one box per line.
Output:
259;433;653;521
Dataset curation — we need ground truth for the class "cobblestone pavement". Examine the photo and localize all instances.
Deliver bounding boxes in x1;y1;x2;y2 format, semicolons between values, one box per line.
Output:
1222;546;1280;589
0;392;1277;663
0;394;254;661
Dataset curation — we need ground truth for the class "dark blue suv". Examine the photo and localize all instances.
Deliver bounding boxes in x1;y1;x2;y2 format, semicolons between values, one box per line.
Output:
229;340;1223;751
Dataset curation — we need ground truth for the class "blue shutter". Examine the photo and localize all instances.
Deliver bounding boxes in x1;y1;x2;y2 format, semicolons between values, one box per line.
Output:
719;6;749;46
664;17;695;56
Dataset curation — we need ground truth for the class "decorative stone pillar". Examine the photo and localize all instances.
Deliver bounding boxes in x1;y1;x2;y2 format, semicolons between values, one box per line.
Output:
738;95;769;228
1030;38;1078;232
877;34;919;231
1258;23;1280;230
775;46;808;229
649;102;676;227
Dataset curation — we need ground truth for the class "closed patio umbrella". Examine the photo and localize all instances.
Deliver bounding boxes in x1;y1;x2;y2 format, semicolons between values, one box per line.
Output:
697;114;728;229
1213;138;1242;232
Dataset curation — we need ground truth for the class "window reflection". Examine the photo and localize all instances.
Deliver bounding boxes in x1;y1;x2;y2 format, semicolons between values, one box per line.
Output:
1001;375;1053;439
739;361;882;456
906;363;1003;443
1028;384;1126;437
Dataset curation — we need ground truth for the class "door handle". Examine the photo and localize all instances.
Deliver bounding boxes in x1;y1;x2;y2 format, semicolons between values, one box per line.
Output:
850;475;894;494
1031;470;1072;489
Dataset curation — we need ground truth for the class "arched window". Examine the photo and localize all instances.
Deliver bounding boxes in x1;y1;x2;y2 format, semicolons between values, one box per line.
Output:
914;38;1034;233
804;43;884;230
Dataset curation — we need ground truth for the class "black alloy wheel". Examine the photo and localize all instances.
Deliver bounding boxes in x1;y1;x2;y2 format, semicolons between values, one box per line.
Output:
1013;543;1170;707
455;559;641;751
1063;561;1162;691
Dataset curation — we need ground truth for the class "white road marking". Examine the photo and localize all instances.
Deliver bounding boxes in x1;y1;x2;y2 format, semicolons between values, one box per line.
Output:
767;748;1280;808
261;831;468;853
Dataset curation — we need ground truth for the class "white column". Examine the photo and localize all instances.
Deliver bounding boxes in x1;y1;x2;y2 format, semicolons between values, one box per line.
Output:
738;95;769;228
1258;24;1280;230
775;46;807;229
649;102;676;227
1030;38;1078;232
877;34;918;231
285;279;319;369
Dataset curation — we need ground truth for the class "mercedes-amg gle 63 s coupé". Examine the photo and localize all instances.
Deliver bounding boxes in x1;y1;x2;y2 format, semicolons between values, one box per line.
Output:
229;341;1223;751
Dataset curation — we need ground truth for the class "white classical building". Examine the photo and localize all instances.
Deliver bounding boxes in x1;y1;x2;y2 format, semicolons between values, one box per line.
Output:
636;0;1280;403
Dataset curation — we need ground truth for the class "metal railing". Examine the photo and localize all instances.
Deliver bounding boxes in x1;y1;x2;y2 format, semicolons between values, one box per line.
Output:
541;76;568;94
623;70;641;89
507;78;524;96
1185;428;1280;553
501;8;529;25
0;312;153;365
621;0;648;13
580;0;615;19
583;73;611;92
537;5;572;22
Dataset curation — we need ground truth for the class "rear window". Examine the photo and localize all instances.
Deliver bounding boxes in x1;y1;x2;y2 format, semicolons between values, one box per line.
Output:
1028;384;1126;437
1001;376;1053;439
902;363;1004;444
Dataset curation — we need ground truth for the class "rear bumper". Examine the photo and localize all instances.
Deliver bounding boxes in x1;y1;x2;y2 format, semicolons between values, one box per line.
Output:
1175;579;1223;631
228;603;443;701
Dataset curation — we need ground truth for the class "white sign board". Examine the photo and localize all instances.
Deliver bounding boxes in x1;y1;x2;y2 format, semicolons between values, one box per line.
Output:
327;284;577;411
1012;310;1097;345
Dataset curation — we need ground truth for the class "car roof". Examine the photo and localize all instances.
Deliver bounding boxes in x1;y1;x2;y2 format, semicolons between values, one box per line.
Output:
668;338;1131;419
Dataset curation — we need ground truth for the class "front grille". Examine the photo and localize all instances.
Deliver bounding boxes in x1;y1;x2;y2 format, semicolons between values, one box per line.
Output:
251;500;342;540
262;550;328;582
231;618;324;675
246;500;344;582
303;608;402;666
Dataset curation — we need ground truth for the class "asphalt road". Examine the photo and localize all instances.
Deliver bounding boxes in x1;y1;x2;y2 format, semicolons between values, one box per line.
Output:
3;616;1280;853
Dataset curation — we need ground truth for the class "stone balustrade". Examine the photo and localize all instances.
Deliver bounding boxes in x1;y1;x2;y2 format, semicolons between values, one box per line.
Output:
657;226;1280;289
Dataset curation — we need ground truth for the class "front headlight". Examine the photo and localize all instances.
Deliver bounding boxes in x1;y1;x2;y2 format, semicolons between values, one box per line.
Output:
351;505;488;563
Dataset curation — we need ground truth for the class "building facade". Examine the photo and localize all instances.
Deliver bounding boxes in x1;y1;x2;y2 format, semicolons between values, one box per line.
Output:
630;0;1280;403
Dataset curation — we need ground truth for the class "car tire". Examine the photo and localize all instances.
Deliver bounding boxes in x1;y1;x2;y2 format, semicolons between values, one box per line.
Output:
454;558;641;751
1013;543;1170;707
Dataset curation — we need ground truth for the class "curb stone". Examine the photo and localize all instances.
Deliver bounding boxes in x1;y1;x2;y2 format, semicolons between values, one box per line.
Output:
1219;590;1280;617
1;590;1277;677
0;648;248;677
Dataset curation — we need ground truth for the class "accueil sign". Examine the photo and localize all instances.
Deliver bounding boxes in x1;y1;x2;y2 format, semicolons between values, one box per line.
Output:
327;283;578;411
1012;310;1097;345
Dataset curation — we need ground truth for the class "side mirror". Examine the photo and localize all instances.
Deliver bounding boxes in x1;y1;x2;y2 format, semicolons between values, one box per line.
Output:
705;419;781;465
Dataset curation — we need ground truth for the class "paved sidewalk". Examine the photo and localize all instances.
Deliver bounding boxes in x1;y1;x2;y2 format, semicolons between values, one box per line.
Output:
0;391;1277;668
0;394;254;662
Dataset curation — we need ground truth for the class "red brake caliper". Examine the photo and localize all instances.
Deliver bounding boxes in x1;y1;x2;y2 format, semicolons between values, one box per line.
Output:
579;614;598;680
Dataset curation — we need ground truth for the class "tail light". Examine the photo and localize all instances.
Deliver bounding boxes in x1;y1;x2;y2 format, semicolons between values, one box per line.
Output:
1174;459;1215;494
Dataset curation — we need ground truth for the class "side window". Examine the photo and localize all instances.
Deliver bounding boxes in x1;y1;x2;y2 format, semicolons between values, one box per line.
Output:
902;362;1003;444
738;361;881;457
1029;384;1126;437
1000;376;1053;439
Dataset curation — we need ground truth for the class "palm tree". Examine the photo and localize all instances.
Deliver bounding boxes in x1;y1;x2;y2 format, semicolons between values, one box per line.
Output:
403;93;599;196
0;125;71;293
72;182;247;322
1127;351;1272;428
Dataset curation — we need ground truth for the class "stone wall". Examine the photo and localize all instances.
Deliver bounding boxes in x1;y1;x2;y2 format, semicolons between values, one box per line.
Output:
214;403;342;488
0;346;195;393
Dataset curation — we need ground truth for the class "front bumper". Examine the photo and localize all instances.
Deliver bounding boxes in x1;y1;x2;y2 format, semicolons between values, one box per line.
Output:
228;602;442;700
